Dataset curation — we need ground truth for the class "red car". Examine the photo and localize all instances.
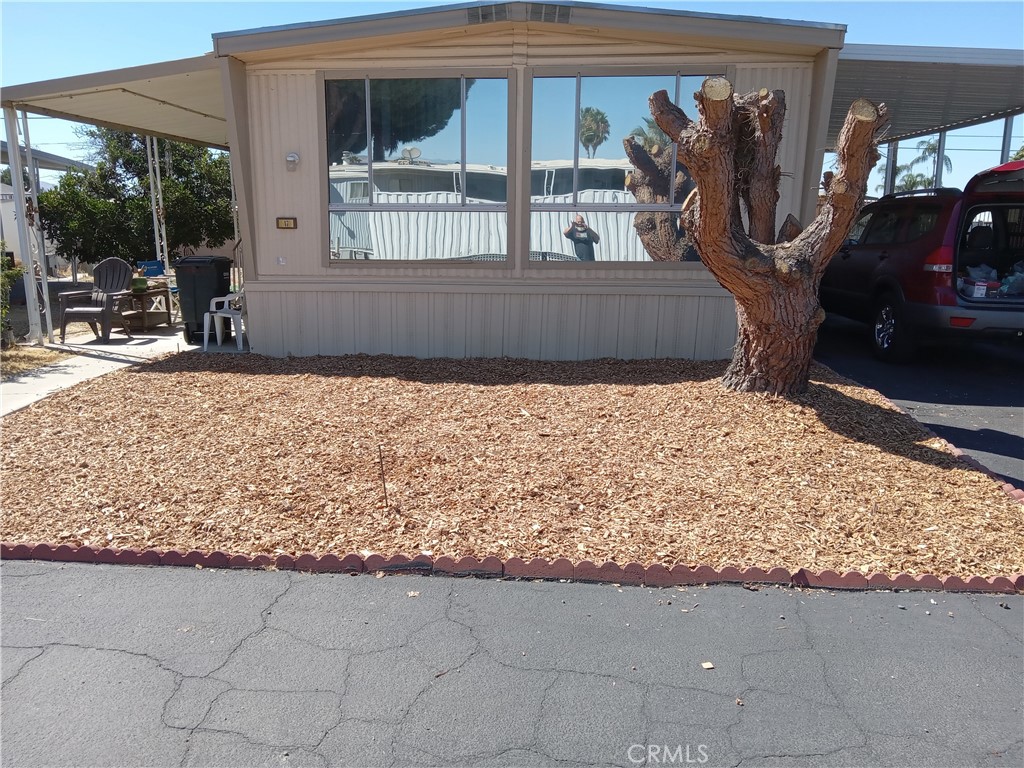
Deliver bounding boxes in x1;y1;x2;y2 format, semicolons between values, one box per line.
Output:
820;161;1024;360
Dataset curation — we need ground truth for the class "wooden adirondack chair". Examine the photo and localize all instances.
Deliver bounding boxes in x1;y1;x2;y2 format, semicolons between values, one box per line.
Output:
59;257;135;343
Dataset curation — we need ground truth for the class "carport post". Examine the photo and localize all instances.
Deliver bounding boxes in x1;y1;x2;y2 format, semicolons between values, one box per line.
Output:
934;131;946;188
146;136;170;273
19;110;54;342
1001;116;1014;163
2;105;43;344
884;140;899;195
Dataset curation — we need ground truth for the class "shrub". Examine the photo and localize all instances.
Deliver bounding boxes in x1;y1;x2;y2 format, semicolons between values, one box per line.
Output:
1;263;25;331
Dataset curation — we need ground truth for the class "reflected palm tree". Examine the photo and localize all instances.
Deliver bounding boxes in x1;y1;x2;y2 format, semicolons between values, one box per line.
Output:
579;107;610;159
628;117;672;152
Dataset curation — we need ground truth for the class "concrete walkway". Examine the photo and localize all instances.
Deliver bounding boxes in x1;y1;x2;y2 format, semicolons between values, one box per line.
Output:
2;560;1021;768
1;326;246;416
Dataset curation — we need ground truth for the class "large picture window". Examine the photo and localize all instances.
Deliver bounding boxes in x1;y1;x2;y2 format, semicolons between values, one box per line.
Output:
530;73;713;263
326;75;509;262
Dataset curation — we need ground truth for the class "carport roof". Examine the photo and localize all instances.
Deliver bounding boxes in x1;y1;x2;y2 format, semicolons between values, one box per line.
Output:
1;56;227;149
1;8;1021;154
829;44;1024;148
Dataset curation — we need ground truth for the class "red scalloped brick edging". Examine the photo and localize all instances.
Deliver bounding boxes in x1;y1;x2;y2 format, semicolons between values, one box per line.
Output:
3;542;1022;594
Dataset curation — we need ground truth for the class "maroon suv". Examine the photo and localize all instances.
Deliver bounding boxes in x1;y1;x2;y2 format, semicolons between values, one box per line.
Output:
820;161;1024;360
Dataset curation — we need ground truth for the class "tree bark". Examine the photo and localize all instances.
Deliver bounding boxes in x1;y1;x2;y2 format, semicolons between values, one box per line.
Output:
658;77;887;396
733;88;786;245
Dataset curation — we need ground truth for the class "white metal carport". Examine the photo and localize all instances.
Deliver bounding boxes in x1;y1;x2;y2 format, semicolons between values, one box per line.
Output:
1;56;227;342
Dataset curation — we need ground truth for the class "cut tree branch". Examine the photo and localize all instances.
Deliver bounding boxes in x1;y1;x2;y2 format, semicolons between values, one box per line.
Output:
790;98;888;276
649;90;693;141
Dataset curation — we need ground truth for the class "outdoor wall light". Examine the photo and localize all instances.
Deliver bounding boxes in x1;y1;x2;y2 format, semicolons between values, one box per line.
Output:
285;152;300;171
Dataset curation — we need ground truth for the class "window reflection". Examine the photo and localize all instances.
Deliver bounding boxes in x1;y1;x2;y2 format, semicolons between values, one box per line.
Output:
325;73;715;263
329;210;507;261
529;74;707;262
465;78;509;204
529;210;654;262
326;76;509;260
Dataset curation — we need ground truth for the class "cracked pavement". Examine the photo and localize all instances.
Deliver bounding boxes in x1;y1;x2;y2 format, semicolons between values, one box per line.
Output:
1;561;1021;768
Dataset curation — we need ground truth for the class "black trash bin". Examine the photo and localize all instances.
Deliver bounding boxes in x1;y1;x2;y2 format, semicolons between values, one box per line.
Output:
173;255;233;345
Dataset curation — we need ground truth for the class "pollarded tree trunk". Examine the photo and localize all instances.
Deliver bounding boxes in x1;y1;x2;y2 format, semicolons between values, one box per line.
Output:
649;77;888;395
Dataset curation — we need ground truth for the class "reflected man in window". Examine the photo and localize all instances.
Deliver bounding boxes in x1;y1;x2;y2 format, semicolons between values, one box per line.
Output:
563;215;601;261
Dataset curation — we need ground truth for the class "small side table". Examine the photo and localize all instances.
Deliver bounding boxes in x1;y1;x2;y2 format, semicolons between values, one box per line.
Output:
125;286;174;330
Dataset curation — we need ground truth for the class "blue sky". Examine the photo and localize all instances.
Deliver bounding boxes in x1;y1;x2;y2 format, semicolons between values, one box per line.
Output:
2;0;1023;189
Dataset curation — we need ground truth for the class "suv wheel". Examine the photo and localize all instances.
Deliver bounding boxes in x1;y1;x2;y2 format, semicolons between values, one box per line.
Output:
872;294;914;362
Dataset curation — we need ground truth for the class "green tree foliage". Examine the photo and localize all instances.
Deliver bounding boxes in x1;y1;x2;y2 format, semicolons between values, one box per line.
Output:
326;79;473;163
1;166;31;190
579;106;610;159
37;128;233;265
37;164;151;264
628;117;672;152
1012;144;1024;162
1;260;24;331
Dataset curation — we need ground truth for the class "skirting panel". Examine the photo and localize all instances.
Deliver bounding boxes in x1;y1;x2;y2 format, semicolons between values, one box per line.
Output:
245;288;737;361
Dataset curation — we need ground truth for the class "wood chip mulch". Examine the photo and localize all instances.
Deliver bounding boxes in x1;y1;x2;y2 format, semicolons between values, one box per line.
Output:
1;353;1021;579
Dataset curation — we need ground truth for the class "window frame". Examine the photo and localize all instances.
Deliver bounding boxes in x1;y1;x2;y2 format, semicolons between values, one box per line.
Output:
318;64;732;269
525;65;727;216
320;67;516;267
522;65;729;269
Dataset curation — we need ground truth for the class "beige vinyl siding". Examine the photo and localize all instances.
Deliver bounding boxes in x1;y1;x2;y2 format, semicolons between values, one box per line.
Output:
237;24;833;360
248;71;323;277
243;283;737;361
733;63;814;232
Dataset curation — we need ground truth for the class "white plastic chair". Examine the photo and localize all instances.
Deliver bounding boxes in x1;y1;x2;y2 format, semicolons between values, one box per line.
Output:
202;289;246;351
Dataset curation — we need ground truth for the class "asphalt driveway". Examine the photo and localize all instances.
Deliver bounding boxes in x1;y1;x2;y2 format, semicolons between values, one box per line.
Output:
814;315;1024;489
2;560;1022;768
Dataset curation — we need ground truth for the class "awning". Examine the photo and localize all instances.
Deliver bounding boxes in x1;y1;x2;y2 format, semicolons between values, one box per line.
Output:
1;56;228;150
828;44;1024;147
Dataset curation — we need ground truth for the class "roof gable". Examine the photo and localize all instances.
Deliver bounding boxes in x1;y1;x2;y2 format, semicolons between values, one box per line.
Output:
214;1;846;63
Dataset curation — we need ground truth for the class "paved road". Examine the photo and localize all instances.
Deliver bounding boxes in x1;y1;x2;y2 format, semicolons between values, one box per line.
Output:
2;561;1021;768
814;316;1024;488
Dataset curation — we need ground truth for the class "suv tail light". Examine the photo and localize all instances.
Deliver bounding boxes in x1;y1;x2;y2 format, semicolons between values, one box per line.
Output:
922;245;954;272
919;245;957;306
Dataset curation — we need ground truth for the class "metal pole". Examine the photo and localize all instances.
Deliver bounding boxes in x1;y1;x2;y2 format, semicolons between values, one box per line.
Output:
146;136;161;266
146;136;169;271
1001;115;1014;164
153;137;169;272
228;155;239;244
459;76;467;207
3;106;43;344
934;131;946;188
364;78;374;206
884;140;899;195
227;155;241;288
572;73;581;207
20;110;54;342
